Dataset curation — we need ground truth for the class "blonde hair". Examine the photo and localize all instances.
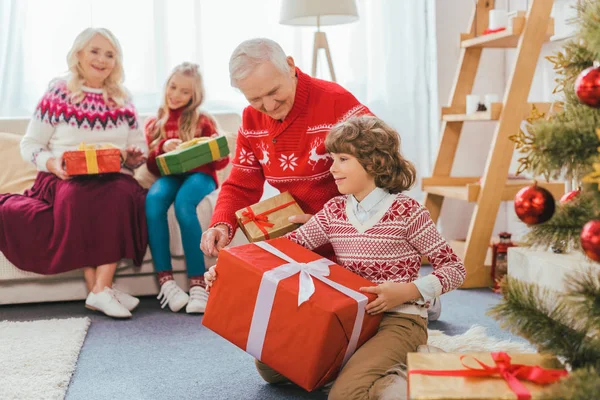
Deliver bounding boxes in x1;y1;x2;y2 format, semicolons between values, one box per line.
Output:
148;62;206;150
65;27;129;107
325;116;417;193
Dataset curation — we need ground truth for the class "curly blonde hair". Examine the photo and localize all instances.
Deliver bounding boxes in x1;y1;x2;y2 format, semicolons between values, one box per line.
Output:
325;116;416;193
147;62;207;151
65;27;129;107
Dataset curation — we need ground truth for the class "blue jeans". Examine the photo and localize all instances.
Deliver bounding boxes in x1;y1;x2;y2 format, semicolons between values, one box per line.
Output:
145;172;216;277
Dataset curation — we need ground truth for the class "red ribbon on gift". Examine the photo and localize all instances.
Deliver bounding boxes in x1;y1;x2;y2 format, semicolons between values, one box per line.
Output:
409;352;568;400
483;27;507;35
241;201;297;240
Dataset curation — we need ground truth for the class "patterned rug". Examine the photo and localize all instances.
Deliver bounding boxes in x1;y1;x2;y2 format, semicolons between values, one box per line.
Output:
0;317;91;400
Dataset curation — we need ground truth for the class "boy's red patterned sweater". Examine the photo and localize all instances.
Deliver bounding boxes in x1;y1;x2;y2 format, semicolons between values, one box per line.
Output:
285;194;467;317
210;68;372;240
144;108;229;184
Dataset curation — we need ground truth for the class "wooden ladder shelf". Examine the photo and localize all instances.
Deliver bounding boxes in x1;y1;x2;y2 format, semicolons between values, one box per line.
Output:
423;0;563;288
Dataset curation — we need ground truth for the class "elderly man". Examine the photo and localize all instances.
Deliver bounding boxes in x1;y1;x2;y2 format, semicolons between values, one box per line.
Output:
200;38;371;259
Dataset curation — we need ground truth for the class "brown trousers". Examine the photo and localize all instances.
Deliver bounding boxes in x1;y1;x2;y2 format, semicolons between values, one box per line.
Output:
255;312;428;400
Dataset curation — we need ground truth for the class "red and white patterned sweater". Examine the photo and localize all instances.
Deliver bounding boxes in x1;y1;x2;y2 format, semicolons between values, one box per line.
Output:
144;108;230;185
285;193;466;316
210;68;372;243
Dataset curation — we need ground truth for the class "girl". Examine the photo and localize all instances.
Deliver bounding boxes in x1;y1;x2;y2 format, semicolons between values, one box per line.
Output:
145;62;229;314
0;28;148;319
205;116;466;399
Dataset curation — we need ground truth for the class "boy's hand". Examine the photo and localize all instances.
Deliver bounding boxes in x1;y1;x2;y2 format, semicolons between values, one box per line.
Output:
288;213;313;224
204;265;218;292
360;282;421;315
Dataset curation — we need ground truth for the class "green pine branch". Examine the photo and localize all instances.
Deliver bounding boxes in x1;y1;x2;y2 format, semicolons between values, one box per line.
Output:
544;367;600;400
578;0;600;62
488;278;600;369
526;107;600;180
523;190;599;251
564;268;600;336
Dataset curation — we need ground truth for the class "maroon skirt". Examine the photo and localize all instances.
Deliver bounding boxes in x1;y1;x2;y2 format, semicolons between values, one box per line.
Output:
0;172;148;275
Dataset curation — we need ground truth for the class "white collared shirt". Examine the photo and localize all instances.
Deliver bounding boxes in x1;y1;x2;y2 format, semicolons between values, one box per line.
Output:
349;187;392;224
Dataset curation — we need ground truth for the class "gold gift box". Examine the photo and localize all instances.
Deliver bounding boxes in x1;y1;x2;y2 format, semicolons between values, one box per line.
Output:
235;192;304;243
407;352;565;400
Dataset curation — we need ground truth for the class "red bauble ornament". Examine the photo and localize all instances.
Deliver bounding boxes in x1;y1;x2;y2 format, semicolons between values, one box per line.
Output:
514;184;556;225
575;64;600;108
581;220;600;262
559;188;581;204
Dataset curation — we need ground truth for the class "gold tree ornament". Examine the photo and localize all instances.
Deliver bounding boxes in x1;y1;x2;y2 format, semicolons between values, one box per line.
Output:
509;104;548;175
582;162;600;190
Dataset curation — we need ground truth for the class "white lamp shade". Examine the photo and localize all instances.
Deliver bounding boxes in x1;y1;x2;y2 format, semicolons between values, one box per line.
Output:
279;0;359;26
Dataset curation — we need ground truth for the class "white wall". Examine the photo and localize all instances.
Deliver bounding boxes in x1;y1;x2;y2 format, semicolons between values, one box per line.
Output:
434;0;572;241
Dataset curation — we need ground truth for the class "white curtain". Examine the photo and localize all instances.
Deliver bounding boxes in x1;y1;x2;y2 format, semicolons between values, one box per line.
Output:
0;0;438;195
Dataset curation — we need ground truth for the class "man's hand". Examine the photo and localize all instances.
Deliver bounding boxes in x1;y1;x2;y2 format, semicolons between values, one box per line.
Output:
360;282;422;315
288;213;313;224
200;224;230;257
46;156;69;180
204;265;217;292
124;145;147;168
163;139;182;153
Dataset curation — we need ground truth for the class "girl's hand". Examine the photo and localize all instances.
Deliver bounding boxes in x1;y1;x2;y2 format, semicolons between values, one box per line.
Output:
204;265;218;292
46;156;70;180
124;145;147;168
163;138;182;153
360;282;421;315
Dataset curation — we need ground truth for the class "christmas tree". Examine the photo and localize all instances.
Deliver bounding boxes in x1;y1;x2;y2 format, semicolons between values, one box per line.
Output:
490;2;600;397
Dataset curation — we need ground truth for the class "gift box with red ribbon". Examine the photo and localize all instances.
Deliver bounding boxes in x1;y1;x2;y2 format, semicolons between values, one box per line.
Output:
64;143;122;176
235;191;304;242
201;238;383;391
408;352;568;399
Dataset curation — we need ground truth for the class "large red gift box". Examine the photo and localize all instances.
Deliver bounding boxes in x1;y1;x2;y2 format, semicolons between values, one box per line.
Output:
202;238;382;391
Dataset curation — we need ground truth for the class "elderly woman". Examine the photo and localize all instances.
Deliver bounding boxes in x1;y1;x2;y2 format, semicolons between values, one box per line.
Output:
0;27;148;318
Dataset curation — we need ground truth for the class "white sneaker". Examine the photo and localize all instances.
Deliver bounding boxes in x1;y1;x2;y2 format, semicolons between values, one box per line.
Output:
186;286;209;314
85;288;132;318
112;286;140;312
427;297;442;321
157;280;189;312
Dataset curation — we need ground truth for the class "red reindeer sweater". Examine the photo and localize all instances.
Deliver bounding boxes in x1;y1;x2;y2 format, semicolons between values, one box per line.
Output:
210;68;372;242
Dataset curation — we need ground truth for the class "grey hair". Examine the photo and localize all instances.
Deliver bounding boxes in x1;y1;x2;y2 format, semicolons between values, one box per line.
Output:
229;38;290;88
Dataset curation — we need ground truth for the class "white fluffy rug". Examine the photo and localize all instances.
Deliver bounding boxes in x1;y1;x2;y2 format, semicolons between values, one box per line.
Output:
0;317;91;400
379;325;534;400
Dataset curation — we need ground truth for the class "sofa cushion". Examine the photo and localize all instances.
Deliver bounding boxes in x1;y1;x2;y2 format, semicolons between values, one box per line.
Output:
0;132;37;194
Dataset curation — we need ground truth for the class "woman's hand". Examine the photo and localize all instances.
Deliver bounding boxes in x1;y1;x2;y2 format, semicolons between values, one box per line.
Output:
124;145;147;168
46;156;69;180
163;138;182;153
204;265;218;292
360;282;422;315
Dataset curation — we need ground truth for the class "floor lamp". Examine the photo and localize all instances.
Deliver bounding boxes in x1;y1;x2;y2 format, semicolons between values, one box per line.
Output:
279;0;359;82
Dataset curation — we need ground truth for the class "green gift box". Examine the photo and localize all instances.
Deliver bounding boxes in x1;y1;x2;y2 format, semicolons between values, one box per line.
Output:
156;136;229;175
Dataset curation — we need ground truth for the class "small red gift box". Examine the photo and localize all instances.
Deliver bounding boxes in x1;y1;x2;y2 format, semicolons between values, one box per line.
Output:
63;144;121;176
202;238;382;391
